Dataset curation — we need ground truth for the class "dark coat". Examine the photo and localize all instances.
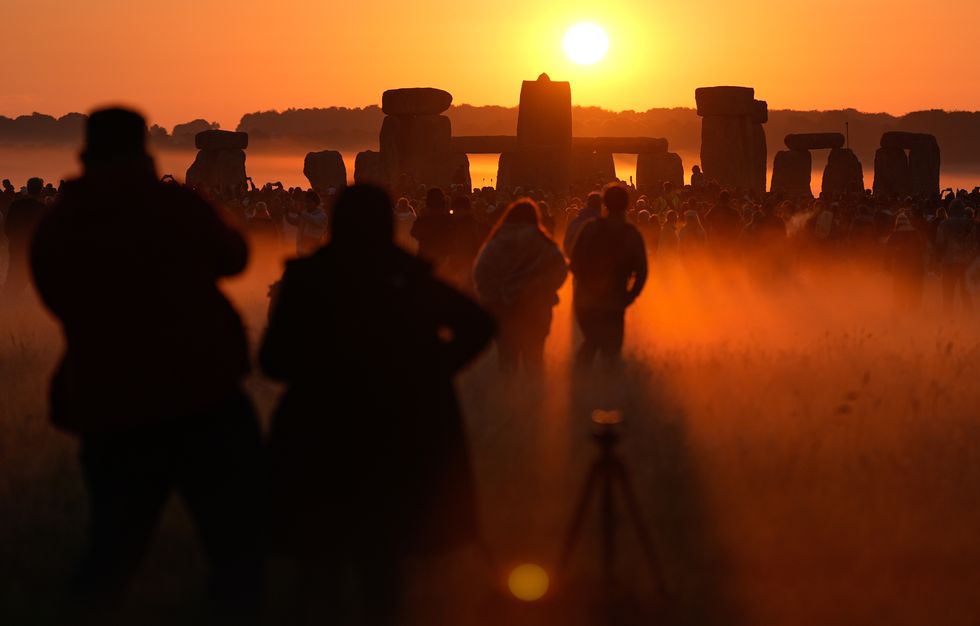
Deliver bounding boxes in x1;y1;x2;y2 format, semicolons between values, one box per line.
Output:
30;169;250;434
570;216;648;312
259;244;494;558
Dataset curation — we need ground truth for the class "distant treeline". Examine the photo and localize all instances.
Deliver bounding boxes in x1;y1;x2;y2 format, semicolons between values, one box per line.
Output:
4;106;980;171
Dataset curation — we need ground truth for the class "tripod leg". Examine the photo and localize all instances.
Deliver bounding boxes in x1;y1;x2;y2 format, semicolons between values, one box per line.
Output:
559;462;602;572
601;458;616;587
611;459;666;590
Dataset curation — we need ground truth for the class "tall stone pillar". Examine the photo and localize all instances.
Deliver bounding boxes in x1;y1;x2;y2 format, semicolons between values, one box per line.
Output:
497;74;573;192
367;88;457;189
695;86;768;194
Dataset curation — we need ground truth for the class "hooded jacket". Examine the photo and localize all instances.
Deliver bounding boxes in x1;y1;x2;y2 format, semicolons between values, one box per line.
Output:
473;223;568;311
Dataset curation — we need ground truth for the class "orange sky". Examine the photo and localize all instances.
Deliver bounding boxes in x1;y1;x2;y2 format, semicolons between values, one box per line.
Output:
2;0;978;130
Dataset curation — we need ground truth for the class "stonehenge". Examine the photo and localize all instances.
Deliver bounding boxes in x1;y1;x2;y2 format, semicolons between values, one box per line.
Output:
348;76;679;193
186;130;248;189
303;150;346;191
770;133;846;197
695;86;768;194
874;132;940;196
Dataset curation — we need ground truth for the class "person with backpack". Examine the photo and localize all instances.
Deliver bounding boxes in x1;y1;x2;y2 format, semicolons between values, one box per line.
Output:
569;183;648;367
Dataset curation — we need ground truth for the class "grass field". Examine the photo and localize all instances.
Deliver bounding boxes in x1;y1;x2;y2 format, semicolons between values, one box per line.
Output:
3;244;980;626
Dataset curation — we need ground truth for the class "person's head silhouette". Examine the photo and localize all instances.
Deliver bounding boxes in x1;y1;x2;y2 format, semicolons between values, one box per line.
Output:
26;177;44;197
330;184;394;251
81;107;153;174
603;183;629;215
426;187;447;214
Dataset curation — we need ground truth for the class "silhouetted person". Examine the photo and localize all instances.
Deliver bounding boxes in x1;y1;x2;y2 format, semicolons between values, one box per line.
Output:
657;209;680;257
473;199;567;373
935;200;976;312
570;183;647;367
285;190;327;255
411;187;454;267
691;165;706;190
30;108;264;621
448;194;487;289
705;189;741;250
886;212;927;311
3;176;45;296
678;209;708;257
259;184;494;626
563;191;602;255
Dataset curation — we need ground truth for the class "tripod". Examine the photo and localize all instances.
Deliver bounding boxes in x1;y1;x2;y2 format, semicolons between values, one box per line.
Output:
559;410;664;591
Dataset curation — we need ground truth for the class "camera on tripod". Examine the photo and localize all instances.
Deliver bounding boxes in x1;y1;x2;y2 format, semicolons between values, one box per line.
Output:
560;406;664;594
591;408;624;445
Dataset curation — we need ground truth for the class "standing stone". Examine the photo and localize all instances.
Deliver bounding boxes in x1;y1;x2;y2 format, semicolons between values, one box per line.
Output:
186;130;249;189
496;152;516;191
822;148;864;195
908;136;940;197
517;73;572;147
700;116;752;190
379;114;454;188
452;153;472;190
303;150;347;191
636;152;683;192
872;147;911;196
186;148;247;190
353;151;384;186
696;86;767;193
770;150;812;197
501;73;573;192
876;132;940;197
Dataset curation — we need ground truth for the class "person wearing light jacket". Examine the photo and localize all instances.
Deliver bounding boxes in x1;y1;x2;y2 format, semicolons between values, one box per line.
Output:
474;198;568;373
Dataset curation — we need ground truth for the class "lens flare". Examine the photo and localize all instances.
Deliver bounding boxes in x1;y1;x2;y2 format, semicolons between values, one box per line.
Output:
563;23;609;65
507;563;550;601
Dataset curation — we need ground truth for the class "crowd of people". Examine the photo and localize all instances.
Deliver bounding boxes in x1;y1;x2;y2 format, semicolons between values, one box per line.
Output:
3;107;980;624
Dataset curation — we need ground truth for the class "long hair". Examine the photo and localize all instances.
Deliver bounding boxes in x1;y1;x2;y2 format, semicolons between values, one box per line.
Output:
484;198;551;245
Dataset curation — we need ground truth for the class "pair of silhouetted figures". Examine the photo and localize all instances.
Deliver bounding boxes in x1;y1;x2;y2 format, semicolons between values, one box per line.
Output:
30;108;494;625
30;108;649;625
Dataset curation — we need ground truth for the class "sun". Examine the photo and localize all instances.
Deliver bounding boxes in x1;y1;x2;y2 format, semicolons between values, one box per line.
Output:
563;22;609;65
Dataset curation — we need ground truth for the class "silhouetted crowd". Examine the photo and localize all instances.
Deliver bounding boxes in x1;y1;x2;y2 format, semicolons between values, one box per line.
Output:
2;108;980;625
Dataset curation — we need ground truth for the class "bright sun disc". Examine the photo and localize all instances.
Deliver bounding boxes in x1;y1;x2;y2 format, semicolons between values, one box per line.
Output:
563;22;609;65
